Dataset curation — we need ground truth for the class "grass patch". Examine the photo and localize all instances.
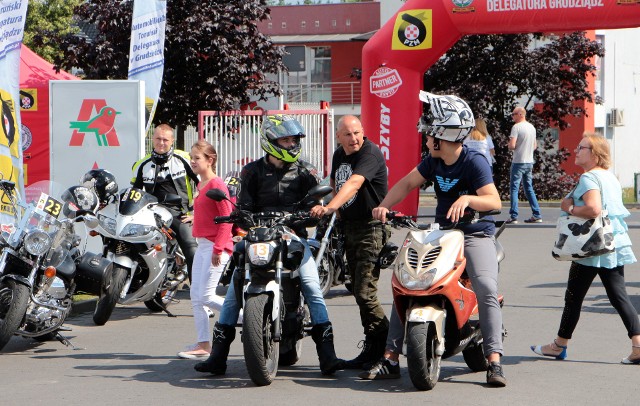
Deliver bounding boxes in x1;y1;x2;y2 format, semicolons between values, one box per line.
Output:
622;187;635;204
73;293;97;303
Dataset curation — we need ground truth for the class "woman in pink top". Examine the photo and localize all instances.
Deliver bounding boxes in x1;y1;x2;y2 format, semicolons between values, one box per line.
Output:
178;140;234;359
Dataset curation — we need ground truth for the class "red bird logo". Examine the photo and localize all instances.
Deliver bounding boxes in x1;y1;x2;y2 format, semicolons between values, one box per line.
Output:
69;106;121;147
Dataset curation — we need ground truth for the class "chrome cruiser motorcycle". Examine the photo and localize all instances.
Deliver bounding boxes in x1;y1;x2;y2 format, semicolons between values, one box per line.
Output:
84;186;187;325
0;178;102;350
207;184;332;386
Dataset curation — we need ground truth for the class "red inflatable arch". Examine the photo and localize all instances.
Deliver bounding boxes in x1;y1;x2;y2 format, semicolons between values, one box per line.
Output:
362;0;640;215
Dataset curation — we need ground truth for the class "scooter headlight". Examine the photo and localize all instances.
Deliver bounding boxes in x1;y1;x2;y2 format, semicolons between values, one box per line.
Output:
247;242;276;266
121;223;154;237
24;230;52;256
98;214;117;234
399;267;437;290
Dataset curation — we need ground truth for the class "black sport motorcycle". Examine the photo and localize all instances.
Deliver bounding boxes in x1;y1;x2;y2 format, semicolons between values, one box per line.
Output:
207;185;332;386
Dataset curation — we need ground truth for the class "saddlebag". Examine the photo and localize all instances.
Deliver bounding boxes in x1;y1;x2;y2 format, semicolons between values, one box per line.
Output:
75;252;113;295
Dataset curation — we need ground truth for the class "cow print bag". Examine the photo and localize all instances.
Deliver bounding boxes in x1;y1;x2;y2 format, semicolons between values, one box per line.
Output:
552;175;615;261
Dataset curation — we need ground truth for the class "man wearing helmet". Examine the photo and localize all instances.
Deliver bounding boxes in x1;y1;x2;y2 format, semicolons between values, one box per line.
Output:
310;115;391;371
364;91;507;387
194;114;343;376
131;124;199;281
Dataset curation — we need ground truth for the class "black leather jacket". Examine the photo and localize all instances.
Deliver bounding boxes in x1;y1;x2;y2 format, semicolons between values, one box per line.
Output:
238;156;319;235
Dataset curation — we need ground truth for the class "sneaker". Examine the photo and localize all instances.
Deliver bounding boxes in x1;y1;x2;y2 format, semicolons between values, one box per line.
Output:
486;362;507;387
524;217;542;223
177;349;210;359
505;217;518;224
358;357;400;380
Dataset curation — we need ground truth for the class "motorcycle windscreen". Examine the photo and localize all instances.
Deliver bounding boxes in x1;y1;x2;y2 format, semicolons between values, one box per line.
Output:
117;187;158;216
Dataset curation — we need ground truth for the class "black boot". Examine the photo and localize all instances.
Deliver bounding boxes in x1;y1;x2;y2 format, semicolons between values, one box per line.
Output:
194;322;236;375
310;322;344;375
343;328;388;370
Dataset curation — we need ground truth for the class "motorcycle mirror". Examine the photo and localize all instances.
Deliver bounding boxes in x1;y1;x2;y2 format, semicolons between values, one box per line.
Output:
206;188;229;202
305;185;333;202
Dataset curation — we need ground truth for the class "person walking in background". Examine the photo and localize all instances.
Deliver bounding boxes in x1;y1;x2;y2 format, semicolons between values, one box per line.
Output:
507;107;542;224
131;124;199;281
311;115;390;370
531;133;640;364
177;140;234;360
463;118;495;172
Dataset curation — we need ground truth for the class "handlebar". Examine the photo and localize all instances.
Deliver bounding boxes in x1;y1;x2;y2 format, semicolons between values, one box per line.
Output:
386;209;501;231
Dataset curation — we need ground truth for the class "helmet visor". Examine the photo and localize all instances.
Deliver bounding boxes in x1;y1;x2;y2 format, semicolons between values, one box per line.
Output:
268;119;306;139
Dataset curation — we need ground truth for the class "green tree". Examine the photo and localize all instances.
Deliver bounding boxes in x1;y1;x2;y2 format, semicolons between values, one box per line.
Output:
24;0;81;63
424;32;603;200
53;0;285;146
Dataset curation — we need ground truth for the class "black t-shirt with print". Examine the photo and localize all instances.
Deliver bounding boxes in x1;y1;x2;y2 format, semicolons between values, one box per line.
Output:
331;138;387;221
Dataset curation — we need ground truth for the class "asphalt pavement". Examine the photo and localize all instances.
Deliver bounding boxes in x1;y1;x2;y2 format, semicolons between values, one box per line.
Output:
1;208;639;405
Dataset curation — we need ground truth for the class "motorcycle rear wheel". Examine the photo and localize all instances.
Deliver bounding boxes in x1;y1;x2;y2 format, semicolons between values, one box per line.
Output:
92;266;128;326
279;338;302;366
406;322;441;391
243;294;279;386
462;341;488;372
0;280;30;351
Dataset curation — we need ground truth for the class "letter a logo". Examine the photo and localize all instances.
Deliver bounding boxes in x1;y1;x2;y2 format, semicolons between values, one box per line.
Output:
69;99;121;146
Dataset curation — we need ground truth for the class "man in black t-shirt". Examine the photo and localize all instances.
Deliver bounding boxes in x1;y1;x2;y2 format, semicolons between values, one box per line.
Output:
311;115;390;369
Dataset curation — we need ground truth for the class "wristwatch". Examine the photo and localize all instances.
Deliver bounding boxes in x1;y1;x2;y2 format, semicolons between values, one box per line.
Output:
568;205;574;215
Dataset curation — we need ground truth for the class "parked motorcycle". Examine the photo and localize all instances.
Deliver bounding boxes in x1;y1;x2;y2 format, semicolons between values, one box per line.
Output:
0;178;104;350
308;212;350;296
207;184;332;386
386;211;507;391
83;186;188;325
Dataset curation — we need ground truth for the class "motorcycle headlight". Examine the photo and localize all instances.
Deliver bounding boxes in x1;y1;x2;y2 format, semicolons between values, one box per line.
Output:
398;266;437;290
98;214;117;234
247;242;276;266
24;230;52;256
121;223;154;237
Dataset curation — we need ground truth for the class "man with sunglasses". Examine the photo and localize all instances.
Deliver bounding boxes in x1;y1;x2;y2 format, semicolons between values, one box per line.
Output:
506;107;542;224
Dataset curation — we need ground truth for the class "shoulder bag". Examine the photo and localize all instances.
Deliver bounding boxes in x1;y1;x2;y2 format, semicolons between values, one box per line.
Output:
552;173;615;261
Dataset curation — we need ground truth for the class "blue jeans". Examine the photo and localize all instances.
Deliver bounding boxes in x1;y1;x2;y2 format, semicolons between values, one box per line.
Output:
218;237;330;326
509;162;541;219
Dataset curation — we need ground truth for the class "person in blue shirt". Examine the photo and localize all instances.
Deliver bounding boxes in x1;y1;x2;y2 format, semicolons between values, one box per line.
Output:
364;92;507;387
531;133;640;364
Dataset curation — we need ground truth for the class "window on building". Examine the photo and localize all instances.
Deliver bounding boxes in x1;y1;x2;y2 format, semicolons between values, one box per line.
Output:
311;46;331;83
268;22;272;29
301;21;306;29
346;18;351;27
315;20;320;28
332;19;337;27
282;22;286;29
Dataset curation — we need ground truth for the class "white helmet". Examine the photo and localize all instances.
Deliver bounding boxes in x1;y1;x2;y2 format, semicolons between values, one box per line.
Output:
417;91;475;143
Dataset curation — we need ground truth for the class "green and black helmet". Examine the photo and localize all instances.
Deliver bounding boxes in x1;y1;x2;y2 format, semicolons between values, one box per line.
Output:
260;114;306;163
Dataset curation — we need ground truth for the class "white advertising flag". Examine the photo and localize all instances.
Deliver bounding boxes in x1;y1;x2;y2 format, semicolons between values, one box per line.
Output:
128;0;167;134
0;0;28;223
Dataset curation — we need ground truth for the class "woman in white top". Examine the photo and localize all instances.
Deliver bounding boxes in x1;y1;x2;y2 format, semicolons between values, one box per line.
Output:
463;118;495;170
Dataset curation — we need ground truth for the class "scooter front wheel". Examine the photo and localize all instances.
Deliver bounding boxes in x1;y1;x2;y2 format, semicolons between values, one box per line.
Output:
406;321;441;391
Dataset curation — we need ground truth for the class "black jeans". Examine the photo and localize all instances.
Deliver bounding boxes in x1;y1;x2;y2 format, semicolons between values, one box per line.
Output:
558;262;640;339
343;219;390;336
